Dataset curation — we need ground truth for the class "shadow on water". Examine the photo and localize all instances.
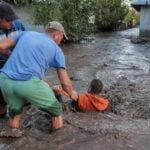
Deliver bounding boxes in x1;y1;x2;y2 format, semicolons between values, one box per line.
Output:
1;28;150;150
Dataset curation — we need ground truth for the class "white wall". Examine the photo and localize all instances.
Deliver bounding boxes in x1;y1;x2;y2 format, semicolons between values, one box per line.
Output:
140;6;150;37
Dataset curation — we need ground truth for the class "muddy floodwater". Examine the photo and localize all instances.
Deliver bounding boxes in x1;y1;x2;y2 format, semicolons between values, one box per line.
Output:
0;28;150;150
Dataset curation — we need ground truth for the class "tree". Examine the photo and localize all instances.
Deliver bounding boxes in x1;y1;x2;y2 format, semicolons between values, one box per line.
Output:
2;0;132;41
124;7;140;25
32;0;95;41
32;0;62;25
95;0;129;31
58;0;96;41
1;0;32;5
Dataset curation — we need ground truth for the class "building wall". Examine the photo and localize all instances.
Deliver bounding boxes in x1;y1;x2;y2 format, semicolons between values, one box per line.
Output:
140;6;150;37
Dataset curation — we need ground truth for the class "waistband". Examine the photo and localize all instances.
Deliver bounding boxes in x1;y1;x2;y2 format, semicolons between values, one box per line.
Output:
0;72;41;81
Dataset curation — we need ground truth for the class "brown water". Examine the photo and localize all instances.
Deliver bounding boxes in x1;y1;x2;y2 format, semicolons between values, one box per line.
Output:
0;28;150;150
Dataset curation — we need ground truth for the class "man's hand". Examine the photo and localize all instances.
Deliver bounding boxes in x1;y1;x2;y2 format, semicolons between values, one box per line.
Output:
0;37;16;55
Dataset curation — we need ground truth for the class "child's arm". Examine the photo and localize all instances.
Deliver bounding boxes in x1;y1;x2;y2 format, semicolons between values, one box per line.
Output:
53;85;78;100
42;78;53;87
52;85;72;97
43;78;78;100
52;85;63;95
42;78;61;96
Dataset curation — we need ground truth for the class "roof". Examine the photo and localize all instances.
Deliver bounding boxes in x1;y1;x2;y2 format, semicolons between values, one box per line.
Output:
131;0;150;11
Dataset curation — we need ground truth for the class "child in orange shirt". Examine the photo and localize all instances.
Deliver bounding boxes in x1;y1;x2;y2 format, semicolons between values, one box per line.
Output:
52;79;109;112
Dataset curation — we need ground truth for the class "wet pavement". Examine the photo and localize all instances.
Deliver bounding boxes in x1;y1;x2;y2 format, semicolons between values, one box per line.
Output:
0;27;150;150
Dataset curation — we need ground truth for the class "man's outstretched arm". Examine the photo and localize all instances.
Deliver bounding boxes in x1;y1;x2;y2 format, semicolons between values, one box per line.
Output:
0;37;16;56
56;68;78;100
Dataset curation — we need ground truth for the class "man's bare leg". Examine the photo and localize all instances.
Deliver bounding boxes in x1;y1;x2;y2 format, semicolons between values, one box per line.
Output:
51;115;63;131
8;115;21;129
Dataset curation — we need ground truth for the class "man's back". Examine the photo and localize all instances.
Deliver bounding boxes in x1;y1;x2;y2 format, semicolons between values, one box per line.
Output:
1;31;65;80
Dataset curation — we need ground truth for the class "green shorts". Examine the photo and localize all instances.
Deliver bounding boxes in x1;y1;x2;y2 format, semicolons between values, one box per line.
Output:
0;73;62;118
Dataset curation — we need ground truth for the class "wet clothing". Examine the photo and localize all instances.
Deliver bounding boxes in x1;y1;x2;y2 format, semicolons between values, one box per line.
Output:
0;19;26;108
77;93;109;111
0;31;65;117
0;73;62;118
1;31;66;80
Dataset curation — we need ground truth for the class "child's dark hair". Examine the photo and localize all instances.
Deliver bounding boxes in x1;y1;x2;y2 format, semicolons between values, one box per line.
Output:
89;79;103;94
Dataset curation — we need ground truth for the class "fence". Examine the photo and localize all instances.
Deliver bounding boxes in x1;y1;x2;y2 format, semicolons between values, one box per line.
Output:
26;24;44;32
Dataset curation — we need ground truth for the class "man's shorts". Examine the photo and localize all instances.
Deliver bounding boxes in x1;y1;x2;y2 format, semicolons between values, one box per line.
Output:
0;73;62;118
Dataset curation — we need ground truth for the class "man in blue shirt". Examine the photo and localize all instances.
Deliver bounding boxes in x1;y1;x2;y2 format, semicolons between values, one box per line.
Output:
0;2;26;118
0;21;77;132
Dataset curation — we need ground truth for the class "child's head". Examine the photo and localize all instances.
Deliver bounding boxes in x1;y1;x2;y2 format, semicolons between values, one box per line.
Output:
88;79;103;94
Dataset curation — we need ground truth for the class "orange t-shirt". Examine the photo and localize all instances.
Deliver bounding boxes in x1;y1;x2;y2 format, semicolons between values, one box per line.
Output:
78;93;109;111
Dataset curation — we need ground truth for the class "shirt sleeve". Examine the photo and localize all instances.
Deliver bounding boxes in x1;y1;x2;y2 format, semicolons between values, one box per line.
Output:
12;32;25;43
55;50;66;68
50;46;66;68
14;19;27;31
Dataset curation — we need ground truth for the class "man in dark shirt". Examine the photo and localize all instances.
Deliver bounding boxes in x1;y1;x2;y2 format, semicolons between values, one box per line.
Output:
0;2;26;118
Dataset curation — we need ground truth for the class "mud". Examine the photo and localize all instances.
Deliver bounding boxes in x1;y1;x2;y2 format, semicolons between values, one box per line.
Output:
0;28;150;150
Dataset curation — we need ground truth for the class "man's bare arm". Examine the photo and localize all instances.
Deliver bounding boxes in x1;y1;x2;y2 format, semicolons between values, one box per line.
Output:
0;37;16;56
56;68;78;100
57;68;72;95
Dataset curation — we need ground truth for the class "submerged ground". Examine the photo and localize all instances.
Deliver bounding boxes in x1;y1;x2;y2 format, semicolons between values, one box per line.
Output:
0;28;150;150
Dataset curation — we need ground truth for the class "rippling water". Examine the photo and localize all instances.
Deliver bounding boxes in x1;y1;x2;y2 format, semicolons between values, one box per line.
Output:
1;28;150;150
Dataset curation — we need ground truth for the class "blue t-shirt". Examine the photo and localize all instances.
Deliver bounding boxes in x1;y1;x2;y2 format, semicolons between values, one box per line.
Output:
0;19;26;62
1;31;66;80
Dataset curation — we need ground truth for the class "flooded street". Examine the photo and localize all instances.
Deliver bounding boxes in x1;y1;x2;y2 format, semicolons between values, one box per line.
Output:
0;28;150;150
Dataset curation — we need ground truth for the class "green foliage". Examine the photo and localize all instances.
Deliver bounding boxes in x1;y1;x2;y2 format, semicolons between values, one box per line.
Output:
95;0;129;30
32;0;95;41
32;0;62;25
58;0;95;41
1;0;31;5
2;0;134;41
124;8;140;25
